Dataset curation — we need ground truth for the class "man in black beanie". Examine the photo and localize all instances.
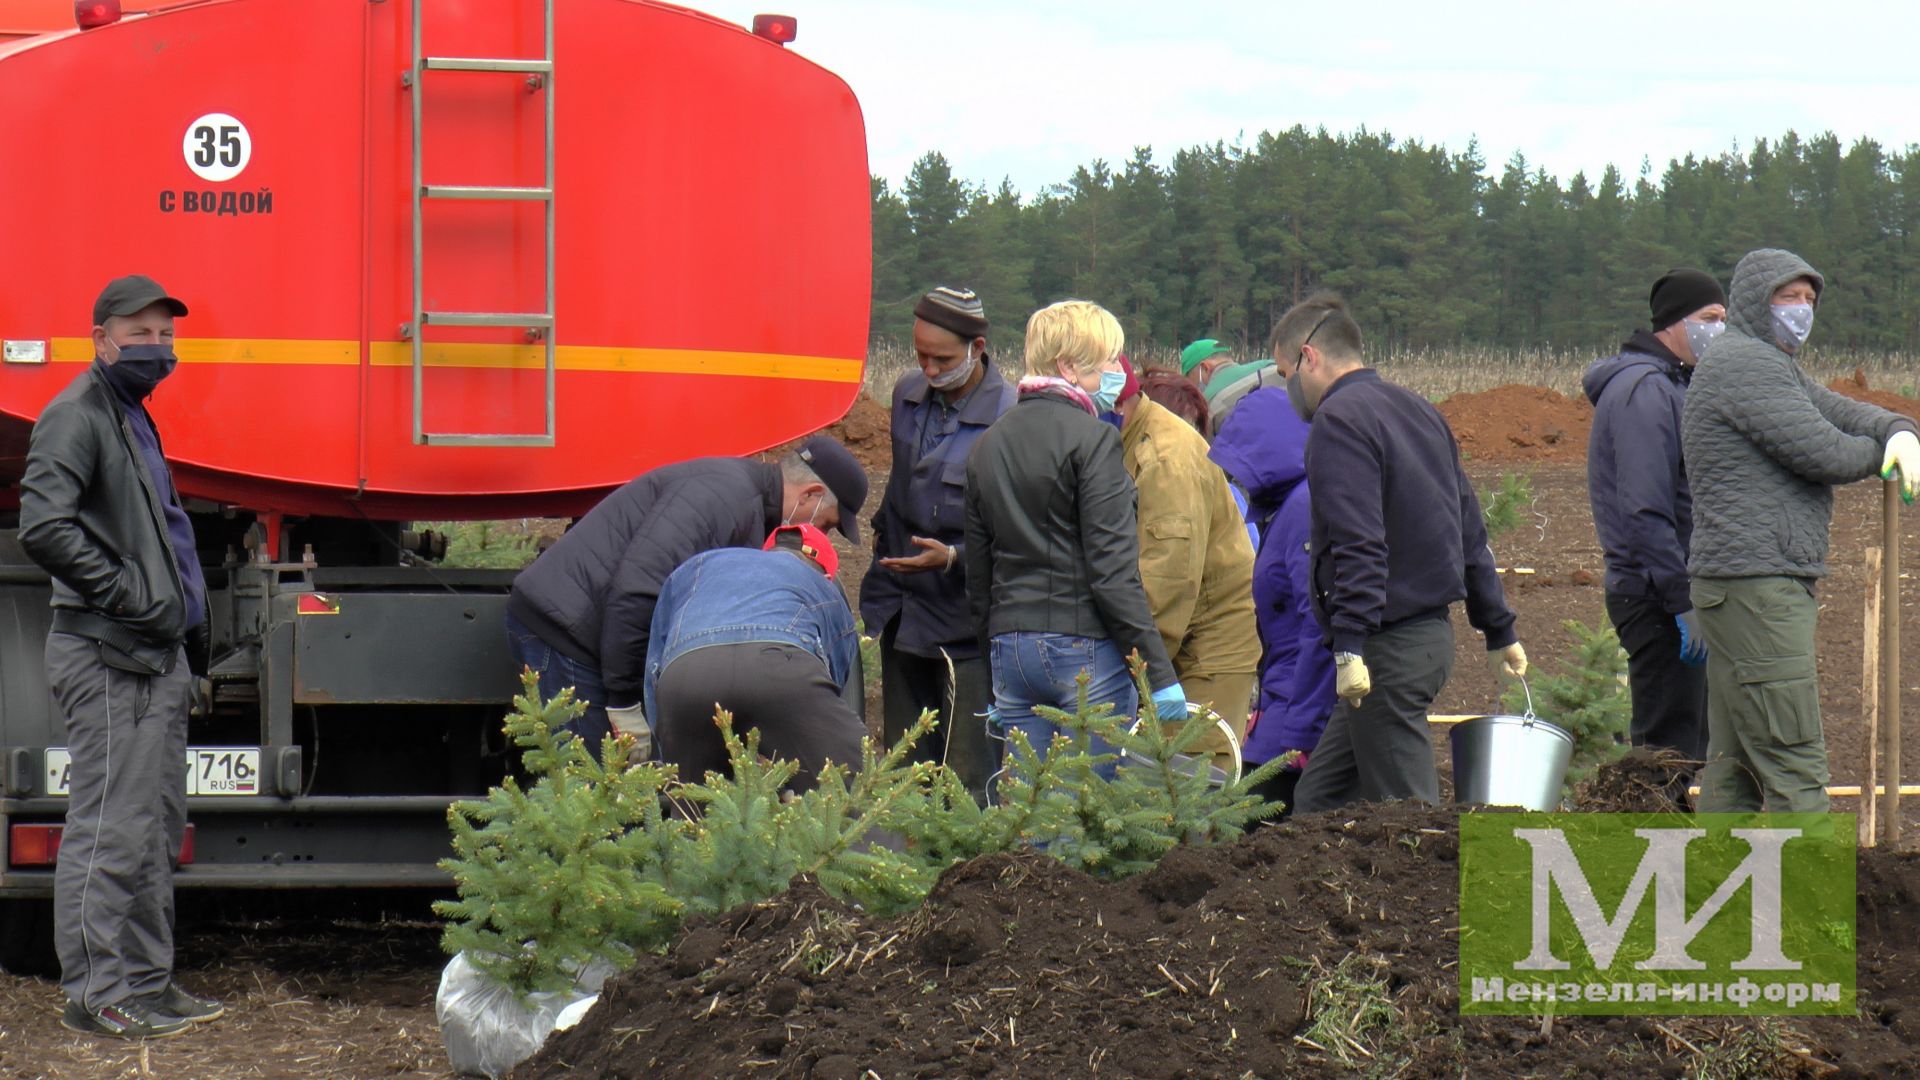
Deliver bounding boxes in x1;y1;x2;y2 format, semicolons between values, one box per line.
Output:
860;287;1014;801
1581;268;1727;795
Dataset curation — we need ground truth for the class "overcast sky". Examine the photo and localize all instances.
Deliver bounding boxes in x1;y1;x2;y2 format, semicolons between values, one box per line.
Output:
785;0;1920;197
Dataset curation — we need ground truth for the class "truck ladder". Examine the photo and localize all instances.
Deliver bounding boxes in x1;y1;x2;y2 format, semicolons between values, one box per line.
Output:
408;0;557;447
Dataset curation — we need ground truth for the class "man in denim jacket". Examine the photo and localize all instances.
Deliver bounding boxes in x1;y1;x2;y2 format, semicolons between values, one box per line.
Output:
646;525;861;792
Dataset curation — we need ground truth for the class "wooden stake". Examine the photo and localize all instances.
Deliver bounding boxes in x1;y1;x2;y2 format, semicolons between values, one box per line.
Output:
1883;480;1902;847
1863;546;1882;847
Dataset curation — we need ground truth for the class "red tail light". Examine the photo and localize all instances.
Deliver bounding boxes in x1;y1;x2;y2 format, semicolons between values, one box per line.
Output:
75;1;123;29
8;824;60;866
10;823;195;866
751;14;796;45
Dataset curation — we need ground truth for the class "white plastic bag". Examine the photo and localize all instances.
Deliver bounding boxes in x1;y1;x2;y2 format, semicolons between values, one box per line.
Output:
436;952;612;1079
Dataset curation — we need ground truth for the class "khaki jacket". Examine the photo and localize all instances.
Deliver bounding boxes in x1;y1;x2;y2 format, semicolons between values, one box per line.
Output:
1120;399;1260;677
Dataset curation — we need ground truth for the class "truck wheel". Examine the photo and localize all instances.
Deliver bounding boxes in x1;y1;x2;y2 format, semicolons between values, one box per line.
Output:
0;897;57;977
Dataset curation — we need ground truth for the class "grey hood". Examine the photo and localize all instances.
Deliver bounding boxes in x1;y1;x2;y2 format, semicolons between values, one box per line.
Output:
1724;248;1824;347
1683;247;1910;581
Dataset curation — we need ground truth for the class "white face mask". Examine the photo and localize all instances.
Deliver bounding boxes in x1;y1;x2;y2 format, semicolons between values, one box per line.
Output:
784;493;824;527
1771;303;1815;354
927;346;978;391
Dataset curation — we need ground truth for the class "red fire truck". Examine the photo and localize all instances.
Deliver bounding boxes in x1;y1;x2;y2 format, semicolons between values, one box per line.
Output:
0;0;869;971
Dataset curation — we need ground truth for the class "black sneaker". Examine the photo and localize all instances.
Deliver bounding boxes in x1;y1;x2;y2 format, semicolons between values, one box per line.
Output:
60;998;191;1039
143;982;224;1024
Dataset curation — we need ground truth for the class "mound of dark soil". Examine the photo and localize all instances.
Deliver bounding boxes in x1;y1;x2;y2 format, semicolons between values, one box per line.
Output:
1574;748;1696;813
519;791;1920;1079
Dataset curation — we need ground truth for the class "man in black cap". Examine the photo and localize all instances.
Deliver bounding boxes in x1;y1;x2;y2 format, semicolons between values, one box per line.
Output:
20;275;222;1037
1582;268;1727;784
860;286;1013;800
507;433;867;756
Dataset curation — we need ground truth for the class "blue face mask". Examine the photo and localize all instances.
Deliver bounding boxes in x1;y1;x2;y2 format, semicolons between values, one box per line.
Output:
1771;303;1815;354
1090;369;1127;413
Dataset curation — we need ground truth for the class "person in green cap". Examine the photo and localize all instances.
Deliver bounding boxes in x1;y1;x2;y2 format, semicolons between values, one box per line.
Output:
1179;338;1236;391
1182;338;1277;440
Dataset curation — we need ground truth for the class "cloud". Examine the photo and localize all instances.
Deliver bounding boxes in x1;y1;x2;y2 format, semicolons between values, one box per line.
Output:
787;0;1920;196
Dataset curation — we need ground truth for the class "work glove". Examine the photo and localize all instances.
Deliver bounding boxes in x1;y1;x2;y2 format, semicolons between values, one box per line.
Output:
604;702;653;766
1489;641;1528;681
1883;430;1920;504
1675;609;1708;666
1149;683;1188;723
1334;654;1370;707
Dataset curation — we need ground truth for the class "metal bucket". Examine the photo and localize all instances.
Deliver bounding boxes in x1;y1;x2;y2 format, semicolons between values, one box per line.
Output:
1448;681;1573;811
1119;703;1243;788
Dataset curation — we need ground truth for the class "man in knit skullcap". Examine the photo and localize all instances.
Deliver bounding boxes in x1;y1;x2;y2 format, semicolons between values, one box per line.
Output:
1582;268;1726;802
861;286;1015;802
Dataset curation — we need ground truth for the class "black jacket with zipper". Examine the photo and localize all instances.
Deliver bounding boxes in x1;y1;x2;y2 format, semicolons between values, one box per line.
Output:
963;392;1177;691
20;365;190;669
506;457;786;706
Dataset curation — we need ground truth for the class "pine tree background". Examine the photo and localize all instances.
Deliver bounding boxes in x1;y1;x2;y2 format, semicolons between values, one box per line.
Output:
871;130;1920;357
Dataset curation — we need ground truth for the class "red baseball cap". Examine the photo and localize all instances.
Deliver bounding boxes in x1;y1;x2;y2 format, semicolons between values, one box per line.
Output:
763;523;839;578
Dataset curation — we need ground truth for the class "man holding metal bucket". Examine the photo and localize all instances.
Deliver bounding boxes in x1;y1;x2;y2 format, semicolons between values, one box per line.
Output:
1273;292;1527;813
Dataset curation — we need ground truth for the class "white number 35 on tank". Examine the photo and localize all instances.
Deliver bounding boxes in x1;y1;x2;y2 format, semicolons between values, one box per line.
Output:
182;112;252;183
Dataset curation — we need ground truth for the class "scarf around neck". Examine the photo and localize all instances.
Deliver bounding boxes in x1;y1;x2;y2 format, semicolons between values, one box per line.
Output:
1016;375;1096;415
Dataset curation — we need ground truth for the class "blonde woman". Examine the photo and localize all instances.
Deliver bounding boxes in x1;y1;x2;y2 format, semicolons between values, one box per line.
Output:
962;300;1185;765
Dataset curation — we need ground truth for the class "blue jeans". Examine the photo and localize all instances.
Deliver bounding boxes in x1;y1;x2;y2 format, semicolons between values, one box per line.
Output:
505;611;613;748
988;632;1136;771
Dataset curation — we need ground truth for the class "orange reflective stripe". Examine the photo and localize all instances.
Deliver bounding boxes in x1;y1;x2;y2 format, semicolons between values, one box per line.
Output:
52;337;357;365
47;338;863;383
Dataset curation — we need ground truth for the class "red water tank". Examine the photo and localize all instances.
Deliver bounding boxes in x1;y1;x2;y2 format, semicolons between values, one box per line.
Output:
0;0;870;520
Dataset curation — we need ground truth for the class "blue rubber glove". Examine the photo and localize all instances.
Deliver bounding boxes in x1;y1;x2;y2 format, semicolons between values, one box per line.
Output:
1675;609;1707;666
1149;683;1187;722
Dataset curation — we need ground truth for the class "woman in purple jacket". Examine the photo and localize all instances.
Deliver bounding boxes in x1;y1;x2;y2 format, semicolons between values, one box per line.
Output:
1208;384;1336;815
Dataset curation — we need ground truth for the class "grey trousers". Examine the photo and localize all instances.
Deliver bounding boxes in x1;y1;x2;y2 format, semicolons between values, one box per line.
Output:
654;642;865;795
878;619;996;803
1293;618;1455;814
1692;576;1827;813
49;632;190;1010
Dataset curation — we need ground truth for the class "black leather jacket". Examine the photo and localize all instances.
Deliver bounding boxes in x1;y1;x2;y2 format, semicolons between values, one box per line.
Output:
20;365;190;663
963;392;1176;690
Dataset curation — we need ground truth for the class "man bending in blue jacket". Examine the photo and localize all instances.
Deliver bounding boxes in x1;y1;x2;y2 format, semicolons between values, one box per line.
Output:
1584;269;1725;777
646;524;864;793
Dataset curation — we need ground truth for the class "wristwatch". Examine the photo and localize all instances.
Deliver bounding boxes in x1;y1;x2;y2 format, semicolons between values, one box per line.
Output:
1333;652;1364;666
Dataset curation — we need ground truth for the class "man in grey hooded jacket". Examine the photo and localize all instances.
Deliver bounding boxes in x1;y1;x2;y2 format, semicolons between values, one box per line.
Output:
1682;247;1920;812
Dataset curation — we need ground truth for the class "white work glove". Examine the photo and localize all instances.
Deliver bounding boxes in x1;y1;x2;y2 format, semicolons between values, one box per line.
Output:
1489;642;1528;681
1883;430;1920;504
1334;653;1371;708
604;703;653;766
